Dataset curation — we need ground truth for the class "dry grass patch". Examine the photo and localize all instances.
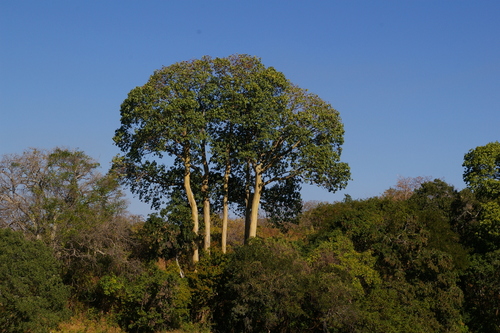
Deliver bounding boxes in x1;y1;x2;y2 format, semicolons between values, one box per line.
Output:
52;314;122;333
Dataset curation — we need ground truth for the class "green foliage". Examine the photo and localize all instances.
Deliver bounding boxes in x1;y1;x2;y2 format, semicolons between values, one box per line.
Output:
215;236;382;332
138;208;196;262
477;200;500;235
462;142;500;253
304;195;467;332
307;233;381;292
261;177;303;231
462;250;500;332
463;141;500;200
409;179;469;270
0;228;70;332
460;200;500;253
215;238;309;333
304;233;381;332
98;264;191;332
459;143;500;330
359;280;446;333
187;249;229;327
451;188;484;252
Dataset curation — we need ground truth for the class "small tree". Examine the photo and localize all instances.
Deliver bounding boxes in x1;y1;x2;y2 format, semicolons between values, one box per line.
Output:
0;148;126;247
114;57;215;263
381;175;432;201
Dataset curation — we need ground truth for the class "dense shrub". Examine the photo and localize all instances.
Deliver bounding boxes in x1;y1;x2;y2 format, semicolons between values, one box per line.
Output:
98;264;191;332
214;238;310;333
462;250;500;332
214;236;381;333
0;228;70;332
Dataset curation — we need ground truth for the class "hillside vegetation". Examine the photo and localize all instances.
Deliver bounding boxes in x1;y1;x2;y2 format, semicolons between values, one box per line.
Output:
1;54;499;332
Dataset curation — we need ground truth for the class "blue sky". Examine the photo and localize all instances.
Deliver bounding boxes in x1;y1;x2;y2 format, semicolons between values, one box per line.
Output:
1;1;499;216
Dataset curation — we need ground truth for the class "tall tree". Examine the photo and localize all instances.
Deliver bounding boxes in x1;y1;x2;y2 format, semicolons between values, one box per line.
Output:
208;55;350;241
113;54;350;255
114;57;215;262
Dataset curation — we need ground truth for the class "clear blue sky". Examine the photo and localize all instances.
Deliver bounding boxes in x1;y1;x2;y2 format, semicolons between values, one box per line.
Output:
1;1;499;216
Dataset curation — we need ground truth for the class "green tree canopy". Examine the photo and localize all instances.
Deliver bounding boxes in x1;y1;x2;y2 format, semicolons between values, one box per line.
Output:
113;54;350;258
303;195;466;331
462;142;500;252
463;141;500;199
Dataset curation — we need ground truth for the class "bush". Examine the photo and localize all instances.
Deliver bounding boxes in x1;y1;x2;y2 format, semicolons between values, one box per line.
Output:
98;264;191;332
0;228;70;332
214;238;310;333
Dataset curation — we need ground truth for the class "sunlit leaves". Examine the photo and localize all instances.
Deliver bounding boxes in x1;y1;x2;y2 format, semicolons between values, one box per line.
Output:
463;141;500;199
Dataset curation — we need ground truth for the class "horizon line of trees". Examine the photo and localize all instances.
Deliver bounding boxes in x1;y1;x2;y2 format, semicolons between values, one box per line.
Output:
0;141;499;332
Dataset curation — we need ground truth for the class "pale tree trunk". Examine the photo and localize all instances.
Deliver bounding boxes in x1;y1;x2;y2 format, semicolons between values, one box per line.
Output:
248;164;263;240
203;195;210;252
221;160;231;253
184;156;199;263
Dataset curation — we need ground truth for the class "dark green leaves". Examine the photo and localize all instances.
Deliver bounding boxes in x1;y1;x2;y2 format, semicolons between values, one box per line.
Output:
0;228;70;332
